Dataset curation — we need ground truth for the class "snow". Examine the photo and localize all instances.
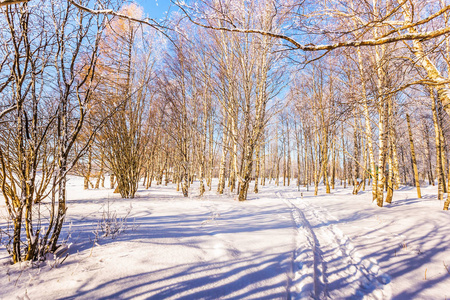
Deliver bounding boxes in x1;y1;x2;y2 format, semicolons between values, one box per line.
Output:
1;177;450;299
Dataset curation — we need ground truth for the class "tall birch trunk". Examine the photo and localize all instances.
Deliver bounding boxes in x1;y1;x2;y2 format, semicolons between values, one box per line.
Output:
254;144;260;193
356;47;377;200
406;114;421;199
385;147;394;204
331;137;336;190
431;88;445;200
423;122;434;185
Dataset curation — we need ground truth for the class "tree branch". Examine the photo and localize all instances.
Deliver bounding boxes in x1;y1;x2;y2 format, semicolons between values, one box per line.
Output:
68;0;169;32
175;2;450;52
68;0;178;46
0;105;16;120
0;0;28;6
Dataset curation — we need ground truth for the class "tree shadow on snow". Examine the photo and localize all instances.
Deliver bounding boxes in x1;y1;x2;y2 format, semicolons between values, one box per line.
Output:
59;251;291;300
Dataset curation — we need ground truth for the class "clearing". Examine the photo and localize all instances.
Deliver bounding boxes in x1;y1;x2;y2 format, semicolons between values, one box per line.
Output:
1;177;450;299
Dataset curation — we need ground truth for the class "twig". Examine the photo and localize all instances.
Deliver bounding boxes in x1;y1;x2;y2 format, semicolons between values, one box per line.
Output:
14;267;24;286
89;242;96;257
60;254;69;265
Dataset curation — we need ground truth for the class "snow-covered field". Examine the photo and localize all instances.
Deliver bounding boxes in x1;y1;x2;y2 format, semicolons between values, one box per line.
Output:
1;177;449;299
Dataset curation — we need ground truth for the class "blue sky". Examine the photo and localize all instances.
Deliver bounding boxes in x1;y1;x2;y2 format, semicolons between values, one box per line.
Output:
135;0;174;20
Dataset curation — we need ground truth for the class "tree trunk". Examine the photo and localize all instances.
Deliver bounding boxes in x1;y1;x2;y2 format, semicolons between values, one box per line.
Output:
385;148;394;204
95;154;105;189
217;114;229;194
331;138;336;190
261;139;266;186
357;46;377;201
254;144;260;193
431;88;445;200
84;145;92;190
406;114;421;199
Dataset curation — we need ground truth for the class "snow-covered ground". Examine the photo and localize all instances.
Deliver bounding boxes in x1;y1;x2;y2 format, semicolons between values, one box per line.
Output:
1;177;449;299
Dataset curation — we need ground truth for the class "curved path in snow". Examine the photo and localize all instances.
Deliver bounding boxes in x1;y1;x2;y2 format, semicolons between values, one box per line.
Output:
278;191;392;300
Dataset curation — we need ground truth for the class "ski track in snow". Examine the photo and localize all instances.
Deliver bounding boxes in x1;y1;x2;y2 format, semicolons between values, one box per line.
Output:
277;191;392;300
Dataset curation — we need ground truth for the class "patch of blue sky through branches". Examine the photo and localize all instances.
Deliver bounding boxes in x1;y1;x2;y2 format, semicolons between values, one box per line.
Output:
134;0;172;20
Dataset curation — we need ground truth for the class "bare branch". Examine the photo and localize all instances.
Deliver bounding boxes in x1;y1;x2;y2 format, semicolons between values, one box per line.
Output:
0;105;16;120
175;2;450;52
68;0;169;32
0;0;28;6
68;0;178;46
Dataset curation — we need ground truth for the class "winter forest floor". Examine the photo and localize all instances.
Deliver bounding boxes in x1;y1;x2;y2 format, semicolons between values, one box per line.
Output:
1;177;450;300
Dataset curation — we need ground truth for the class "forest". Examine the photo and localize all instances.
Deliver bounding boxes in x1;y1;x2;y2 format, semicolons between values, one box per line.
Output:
1;0;450;299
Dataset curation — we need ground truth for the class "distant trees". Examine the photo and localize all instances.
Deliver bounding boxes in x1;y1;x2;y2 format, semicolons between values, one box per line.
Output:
138;0;450;209
139;0;286;201
157;36;195;197
62;1;450;210
202;0;285;201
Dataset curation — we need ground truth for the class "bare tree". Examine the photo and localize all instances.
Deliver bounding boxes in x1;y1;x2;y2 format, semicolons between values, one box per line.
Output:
0;0;106;262
94;3;154;198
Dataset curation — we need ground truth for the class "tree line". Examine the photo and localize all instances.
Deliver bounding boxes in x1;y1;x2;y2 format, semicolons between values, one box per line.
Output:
1;0;450;264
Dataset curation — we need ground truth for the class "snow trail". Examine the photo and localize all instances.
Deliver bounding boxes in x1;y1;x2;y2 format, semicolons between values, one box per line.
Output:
278;191;392;299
